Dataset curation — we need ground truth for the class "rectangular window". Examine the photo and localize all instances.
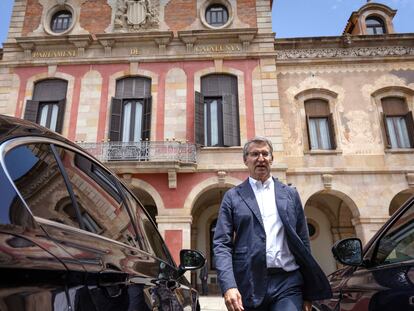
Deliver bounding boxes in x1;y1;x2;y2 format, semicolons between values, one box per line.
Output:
204;97;222;146
38;102;59;131
309;117;332;150
386;116;411;148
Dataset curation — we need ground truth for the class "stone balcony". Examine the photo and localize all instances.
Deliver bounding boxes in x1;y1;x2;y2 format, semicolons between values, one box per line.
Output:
78;141;198;175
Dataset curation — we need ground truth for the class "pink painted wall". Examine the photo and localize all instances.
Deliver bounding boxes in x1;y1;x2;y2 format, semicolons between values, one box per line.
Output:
134;171;249;209
13;58;258;144
164;229;182;265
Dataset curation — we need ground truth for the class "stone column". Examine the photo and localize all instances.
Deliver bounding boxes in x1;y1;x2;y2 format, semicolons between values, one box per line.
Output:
351;216;389;244
156;215;193;280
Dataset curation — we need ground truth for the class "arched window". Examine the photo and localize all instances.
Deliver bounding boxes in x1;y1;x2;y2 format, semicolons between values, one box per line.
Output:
50;10;72;33
366;16;386;35
24;79;68;133
304;99;336;150
195;74;240;147
381;97;414;149
205;4;228;27
110;77;152;142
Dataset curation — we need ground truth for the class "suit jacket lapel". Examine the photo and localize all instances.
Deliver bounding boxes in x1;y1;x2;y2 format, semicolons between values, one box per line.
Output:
237;179;265;229
274;178;289;225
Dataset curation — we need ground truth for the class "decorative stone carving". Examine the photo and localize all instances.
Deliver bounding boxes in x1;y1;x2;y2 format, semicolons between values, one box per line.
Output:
18;42;34;59
114;0;159;32
217;171;227;185
276;46;414;60
322;174;333;189
342;110;378;147
99;39;115;57
168;169;177;189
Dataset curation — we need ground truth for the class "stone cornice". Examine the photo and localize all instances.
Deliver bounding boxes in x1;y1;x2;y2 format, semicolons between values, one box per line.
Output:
95;31;174;43
276;46;414;61
16;34;93;47
178;28;258;41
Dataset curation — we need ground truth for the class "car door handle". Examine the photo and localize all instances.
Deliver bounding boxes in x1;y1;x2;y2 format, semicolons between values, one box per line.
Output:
409;296;414;306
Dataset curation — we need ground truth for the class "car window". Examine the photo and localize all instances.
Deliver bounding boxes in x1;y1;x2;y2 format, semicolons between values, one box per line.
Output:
0;163;35;228
4;143;76;225
373;200;414;265
53;146;141;248
122;186;173;264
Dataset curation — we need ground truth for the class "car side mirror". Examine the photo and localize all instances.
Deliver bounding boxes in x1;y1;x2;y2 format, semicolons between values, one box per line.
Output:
178;249;205;276
332;238;363;266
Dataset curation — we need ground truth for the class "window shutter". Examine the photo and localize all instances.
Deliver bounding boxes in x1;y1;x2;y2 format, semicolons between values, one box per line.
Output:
55;98;66;133
24;100;40;123
382;112;391;148
222;94;239;147
328;113;336;150
109;97;123;142
405;111;414;148
381;97;408;115
142;96;152;141
33;79;67;101
194;91;205;146
306;114;312;150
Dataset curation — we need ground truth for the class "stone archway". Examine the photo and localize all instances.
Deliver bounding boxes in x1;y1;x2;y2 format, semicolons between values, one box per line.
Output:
304;190;358;275
130;178;163;224
191;186;232;295
389;188;414;216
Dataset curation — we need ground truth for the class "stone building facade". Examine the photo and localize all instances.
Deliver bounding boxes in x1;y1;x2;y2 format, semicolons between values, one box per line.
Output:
0;0;413;292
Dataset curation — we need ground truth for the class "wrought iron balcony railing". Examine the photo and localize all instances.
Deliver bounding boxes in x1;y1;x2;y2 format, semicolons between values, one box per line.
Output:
78;141;197;163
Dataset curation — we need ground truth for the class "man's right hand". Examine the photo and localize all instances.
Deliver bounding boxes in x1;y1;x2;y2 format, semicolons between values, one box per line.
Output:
223;288;244;311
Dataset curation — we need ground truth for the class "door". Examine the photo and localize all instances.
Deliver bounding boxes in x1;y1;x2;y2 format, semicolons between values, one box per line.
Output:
338;198;414;310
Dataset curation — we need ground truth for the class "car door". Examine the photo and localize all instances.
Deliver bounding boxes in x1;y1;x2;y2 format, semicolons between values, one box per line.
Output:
0;139;77;310
121;185;199;311
338;198;414;311
4;138;195;310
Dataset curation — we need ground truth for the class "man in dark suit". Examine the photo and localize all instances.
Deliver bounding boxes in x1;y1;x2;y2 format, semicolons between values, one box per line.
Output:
213;137;332;311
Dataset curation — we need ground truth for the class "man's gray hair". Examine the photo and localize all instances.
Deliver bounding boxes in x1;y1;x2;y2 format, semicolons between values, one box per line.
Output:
243;136;274;161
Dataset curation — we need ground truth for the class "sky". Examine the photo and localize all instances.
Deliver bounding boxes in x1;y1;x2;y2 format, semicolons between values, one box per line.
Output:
0;0;413;48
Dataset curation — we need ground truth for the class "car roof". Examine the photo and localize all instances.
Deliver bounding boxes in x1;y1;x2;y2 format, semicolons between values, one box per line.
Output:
0;114;72;146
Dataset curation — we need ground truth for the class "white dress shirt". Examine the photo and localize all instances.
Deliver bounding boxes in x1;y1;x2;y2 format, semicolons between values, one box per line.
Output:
249;176;299;271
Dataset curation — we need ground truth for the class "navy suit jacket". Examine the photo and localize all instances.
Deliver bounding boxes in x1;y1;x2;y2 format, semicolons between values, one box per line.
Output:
213;178;332;307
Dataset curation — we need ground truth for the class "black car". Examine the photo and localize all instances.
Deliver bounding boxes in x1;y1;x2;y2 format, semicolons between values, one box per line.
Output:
314;195;414;311
0;114;205;311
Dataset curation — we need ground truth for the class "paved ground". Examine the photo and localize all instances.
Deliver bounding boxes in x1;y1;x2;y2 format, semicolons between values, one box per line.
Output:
199;296;227;311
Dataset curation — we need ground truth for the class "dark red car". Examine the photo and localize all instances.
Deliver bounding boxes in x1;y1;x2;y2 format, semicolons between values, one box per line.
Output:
0;114;205;310
314;195;414;311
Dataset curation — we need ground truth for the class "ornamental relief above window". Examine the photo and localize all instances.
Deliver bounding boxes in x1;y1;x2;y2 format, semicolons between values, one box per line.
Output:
114;0;159;31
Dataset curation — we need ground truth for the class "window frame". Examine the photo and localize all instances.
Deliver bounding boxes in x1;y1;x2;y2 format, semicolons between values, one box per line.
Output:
294;89;340;154
50;10;73;33
372;88;414;151
200;0;233;29
205;4;229;27
196;74;240;147
204;96;224;147
44;4;76;36
307;115;333;150
24;79;68;134
365;16;386;35
0;137;144;248
110;76;152;143
365;197;414;268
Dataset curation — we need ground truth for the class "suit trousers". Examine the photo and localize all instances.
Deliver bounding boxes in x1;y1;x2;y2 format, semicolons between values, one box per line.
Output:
248;269;304;311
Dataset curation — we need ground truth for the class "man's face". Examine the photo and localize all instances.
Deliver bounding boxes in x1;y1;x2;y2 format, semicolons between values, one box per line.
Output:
244;142;273;182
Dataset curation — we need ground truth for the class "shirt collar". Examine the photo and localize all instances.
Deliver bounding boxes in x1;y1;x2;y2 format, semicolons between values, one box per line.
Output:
249;176;273;189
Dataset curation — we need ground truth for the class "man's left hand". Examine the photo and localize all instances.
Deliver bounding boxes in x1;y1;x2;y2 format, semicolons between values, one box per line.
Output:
303;300;312;311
